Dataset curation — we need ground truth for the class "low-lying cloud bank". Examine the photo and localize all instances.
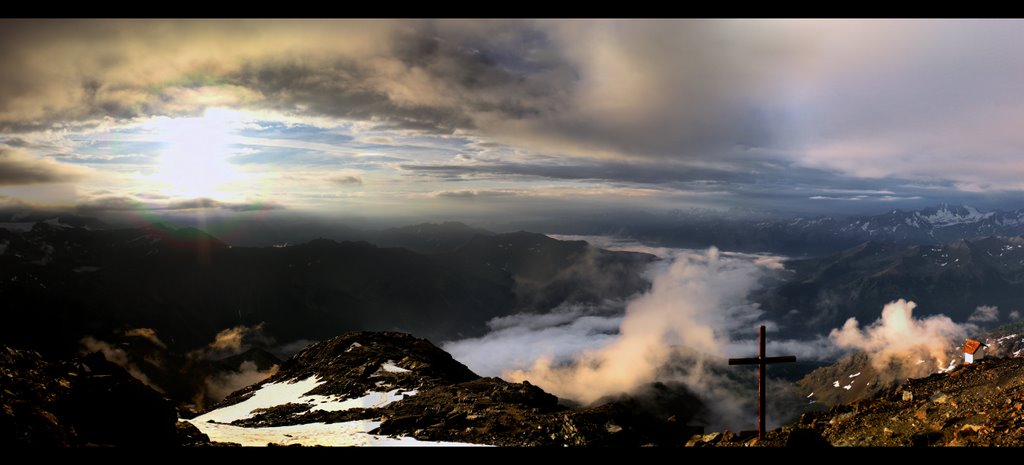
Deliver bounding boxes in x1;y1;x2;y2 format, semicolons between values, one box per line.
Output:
446;238;988;429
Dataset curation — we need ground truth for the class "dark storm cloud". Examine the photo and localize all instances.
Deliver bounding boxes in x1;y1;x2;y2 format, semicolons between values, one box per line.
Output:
75;196;141;212
0;147;86;185
402;152;995;216
230;58;472;135
165;197;284;212
0;20;574;137
228;22;572;135
75;195;284;213
1;137;31;147
327;175;363;186
399;155;903;191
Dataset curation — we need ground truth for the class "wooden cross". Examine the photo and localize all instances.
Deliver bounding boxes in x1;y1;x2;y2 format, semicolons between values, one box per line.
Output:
728;325;796;440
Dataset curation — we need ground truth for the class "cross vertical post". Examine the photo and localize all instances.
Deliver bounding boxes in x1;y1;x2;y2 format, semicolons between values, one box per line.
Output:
728;324;797;441
759;324;766;437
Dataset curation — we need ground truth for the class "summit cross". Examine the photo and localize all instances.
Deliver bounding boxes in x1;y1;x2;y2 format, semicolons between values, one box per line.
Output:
728;324;796;440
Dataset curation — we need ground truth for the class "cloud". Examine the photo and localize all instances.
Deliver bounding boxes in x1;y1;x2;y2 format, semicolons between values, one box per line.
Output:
75;195;285;213
444;303;624;377
1010;310;1022;320
328;175;363;186
80;336;163;393
204;361;279;402
0;20;792;160
164;197;285;212
123;327;167;349
185;323;281;404
75;195;141;212
829;299;967;378
503;247;772;404
445;246;825;430
0;20;566;135
206;323;272;354
0;147;86;185
809;195;924;202
432;189;521;198
968;305;1000;323
9;20;1024;215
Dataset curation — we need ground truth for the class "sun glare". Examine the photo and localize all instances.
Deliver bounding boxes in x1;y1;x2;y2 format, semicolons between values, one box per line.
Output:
148;108;246;198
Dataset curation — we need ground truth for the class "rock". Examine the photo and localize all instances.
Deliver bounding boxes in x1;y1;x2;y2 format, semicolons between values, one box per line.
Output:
0;345;179;447
784;428;831;448
929;392;949;404
958;424;984;436
902;391;914;401
799;411;825;425
67;352;178;447
911;432;943;447
829;412;855;425
176;421;212;447
702;432;721;444
949;424;986;445
215;331;480;413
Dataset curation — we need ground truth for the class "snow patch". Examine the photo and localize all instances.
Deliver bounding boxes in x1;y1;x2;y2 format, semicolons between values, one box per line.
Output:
381;361;411;373
921;205;992;227
193;377;325;424
848;372;861;378
187;419;486;447
833;381;840;388
309;389;414;413
843;384;853;390
193;375;418;426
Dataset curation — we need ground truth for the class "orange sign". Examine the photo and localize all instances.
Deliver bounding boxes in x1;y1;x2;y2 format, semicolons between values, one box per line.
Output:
963;339;982;355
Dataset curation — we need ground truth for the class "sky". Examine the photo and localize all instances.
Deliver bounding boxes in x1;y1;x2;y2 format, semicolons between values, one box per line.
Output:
4;19;1024;227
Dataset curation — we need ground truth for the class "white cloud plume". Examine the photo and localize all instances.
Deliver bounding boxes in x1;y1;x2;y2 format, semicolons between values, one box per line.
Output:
502;247;770;405
79;336;163;393
968;305;1000;323
829;299;967;377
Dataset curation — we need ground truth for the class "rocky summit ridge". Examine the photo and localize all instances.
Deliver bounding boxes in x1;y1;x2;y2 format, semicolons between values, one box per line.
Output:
689;356;1024;447
197;331;705;446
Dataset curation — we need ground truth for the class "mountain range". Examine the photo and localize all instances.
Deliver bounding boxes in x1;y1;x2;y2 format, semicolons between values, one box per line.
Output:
0;220;653;356
756;235;1024;337
602;204;1024;256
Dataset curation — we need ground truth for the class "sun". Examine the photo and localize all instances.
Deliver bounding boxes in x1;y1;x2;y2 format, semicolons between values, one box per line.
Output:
147;108;246;198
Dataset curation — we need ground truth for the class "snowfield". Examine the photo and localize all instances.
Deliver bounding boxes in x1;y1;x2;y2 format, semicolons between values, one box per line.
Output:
189;420;481;447
186;375;482;447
